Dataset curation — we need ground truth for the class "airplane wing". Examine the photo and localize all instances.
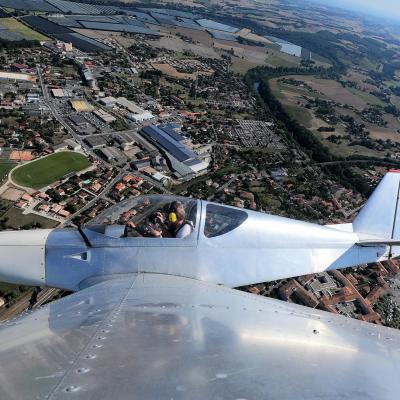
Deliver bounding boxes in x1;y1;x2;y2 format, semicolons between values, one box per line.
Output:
0;273;399;399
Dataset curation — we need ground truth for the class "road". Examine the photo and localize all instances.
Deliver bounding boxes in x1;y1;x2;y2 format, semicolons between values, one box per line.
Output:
60;168;127;227
37;66;106;166
36;66;173;227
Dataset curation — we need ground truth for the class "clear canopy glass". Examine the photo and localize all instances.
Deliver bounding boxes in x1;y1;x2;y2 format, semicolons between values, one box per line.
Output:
86;195;198;239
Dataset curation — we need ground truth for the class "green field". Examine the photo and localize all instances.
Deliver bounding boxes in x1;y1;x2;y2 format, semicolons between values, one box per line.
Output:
0;162;14;184
0;18;49;41
11;151;91;189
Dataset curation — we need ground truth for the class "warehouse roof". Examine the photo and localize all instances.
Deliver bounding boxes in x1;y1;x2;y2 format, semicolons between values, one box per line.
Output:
141;124;196;162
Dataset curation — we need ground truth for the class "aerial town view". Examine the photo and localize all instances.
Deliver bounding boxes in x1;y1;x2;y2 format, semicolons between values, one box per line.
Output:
1;0;400;377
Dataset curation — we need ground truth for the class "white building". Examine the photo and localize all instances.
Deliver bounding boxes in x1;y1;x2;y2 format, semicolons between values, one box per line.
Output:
116;97;154;122
100;96;117;107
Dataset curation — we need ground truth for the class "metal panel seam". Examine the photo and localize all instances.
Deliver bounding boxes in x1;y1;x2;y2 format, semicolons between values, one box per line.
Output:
46;275;139;399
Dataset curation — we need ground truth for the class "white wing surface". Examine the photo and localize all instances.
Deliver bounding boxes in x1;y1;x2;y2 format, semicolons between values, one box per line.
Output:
0;273;399;399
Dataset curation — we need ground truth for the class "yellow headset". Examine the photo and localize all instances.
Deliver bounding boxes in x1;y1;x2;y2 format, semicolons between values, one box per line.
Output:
168;212;177;223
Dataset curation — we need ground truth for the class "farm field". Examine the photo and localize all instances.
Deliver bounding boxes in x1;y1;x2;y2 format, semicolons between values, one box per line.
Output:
270;75;387;111
11;151;91;189
266;53;300;68
294;76;383;110
0;17;49;41
347;87;385;107
269;74;400;157
144;27;221;59
151;62;197;80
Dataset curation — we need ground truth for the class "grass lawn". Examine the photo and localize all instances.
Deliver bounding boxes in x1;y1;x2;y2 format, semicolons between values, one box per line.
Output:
0;162;15;184
0;18;49;41
11;151;91;189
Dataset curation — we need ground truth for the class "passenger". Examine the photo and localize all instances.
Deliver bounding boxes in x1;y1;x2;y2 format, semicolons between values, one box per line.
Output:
143;211;169;238
147;201;194;239
167;202;194;239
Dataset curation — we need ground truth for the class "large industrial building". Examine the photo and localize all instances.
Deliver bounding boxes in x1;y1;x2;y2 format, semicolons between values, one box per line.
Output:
140;124;208;179
100;96;154;122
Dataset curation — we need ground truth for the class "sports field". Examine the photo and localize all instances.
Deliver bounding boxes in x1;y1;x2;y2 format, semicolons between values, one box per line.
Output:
11;151;91;189
0;18;49;41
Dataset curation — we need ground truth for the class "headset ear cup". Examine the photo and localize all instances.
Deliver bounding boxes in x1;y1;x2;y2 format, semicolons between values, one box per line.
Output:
169;212;177;223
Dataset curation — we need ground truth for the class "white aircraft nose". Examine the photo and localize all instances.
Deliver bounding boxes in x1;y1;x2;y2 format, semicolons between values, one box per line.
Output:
0;229;52;286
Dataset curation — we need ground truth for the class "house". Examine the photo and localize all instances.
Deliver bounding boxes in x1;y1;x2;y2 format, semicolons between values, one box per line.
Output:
15;201;27;209
90;182;102;193
51;204;62;214
39;204;50;212
58;209;71;218
122;174;135;183
21;193;33;203
115;182;126;192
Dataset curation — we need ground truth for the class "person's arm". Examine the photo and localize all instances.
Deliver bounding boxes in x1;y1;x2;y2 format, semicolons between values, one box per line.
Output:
175;224;192;239
148;226;162;237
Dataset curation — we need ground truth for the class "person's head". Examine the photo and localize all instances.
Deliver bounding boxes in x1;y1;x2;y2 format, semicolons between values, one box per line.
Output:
168;201;186;227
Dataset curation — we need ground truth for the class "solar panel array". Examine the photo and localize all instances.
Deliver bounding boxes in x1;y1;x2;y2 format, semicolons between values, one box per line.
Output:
47;16;83;28
21;16;111;52
196;19;239;33
46;0;115;15
138;7;201;19
73;15;119;23
141;125;196;163
209;30;238;41
46;14;149;30
149;12;204;30
55;32;111;52
2;3;239;53
0;0;58;12
112;16;146;27
79;21;159;35
79;15;147;28
111;9;158;24
21;15;71;34
159;124;185;142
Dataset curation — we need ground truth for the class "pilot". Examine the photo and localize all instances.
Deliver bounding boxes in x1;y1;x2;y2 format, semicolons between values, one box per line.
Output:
148;201;194;239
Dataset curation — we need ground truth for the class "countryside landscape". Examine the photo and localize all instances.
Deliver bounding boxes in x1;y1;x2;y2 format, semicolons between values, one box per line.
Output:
0;0;400;354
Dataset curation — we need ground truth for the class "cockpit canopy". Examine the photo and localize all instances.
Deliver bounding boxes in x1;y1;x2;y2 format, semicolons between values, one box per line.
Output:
81;195;250;245
86;195;198;239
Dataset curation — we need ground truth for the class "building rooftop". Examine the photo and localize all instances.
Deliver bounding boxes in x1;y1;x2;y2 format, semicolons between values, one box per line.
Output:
141;124;196;162
85;135;108;148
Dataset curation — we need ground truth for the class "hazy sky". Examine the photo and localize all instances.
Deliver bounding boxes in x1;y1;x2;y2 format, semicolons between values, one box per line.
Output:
314;0;400;20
